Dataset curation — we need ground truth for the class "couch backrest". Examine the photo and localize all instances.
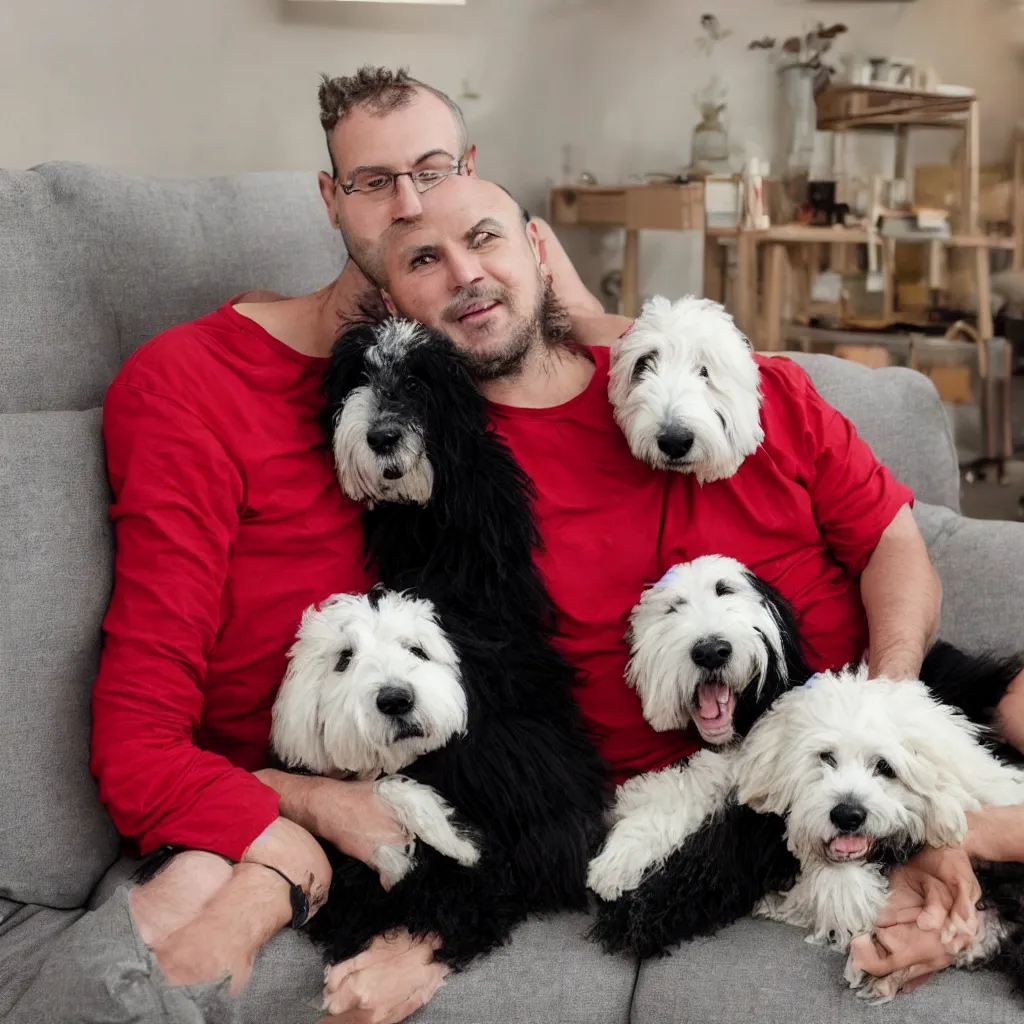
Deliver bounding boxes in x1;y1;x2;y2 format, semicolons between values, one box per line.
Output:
0;163;342;907
0;162;342;414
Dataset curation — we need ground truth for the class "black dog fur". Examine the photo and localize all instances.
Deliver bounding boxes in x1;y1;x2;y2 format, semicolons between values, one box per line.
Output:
311;319;610;970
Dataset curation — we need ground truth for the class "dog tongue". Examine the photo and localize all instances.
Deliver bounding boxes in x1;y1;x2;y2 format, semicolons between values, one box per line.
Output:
831;835;870;856
696;683;732;724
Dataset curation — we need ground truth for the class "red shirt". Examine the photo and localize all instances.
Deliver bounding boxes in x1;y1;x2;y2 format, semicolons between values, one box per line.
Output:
489;347;702;782
660;354;914;674
91;301;372;860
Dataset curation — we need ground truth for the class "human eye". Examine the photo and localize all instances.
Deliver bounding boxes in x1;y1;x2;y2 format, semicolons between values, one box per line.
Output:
356;171;392;192
409;250;437;270
470;229;499;248
413;168;446;185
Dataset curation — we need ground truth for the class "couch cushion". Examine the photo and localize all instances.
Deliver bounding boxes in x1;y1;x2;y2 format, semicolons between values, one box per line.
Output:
0;162;342;413
631;916;1018;1024
0;409;120;906
786;353;961;513
914;502;1024;654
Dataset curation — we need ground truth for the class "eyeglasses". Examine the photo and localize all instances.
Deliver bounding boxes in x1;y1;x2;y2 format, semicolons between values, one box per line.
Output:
338;159;463;198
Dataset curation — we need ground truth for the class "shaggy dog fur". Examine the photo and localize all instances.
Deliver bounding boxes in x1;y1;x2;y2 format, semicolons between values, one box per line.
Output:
275;318;609;979
588;556;805;954
736;663;1024;1002
590;554;1024;977
608;296;763;484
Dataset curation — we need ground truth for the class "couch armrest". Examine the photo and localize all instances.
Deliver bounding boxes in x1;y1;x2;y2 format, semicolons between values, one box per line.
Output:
915;502;1024;654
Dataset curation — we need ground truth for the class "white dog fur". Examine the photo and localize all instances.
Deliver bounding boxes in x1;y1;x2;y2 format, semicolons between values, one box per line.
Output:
735;667;1024;1000
608;295;763;483
272;589;480;884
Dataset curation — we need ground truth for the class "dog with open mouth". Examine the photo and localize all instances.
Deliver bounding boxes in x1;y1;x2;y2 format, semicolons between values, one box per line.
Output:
736;666;1024;1003
587;555;808;954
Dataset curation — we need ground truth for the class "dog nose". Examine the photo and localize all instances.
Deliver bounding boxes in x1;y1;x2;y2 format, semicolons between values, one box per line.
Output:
656;426;695;460
829;802;867;833
691;637;733;670
367;425;401;454
376;684;415;717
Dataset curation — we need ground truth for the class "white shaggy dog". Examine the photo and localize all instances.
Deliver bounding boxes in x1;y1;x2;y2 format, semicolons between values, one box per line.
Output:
735;668;1024;1002
608;296;763;483
587;556;805;901
272;586;480;883
329;319;435;507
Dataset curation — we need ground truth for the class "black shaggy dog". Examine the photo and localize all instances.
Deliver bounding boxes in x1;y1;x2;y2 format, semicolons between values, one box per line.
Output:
589;553;1024;963
300;318;609;971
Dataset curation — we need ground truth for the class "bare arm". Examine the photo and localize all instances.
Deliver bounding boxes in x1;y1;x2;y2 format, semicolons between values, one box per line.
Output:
860;505;942;681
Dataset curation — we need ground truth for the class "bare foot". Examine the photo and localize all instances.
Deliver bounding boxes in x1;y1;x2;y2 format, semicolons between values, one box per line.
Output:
130;850;233;947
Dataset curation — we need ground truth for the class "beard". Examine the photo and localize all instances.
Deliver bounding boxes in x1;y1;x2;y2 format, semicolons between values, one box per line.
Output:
442;276;571;383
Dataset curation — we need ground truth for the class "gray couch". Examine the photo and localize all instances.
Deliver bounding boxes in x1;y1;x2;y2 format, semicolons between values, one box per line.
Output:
2;162;1023;1024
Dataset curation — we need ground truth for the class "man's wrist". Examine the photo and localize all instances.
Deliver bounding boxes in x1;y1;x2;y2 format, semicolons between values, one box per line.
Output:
254;768;324;833
869;644;924;681
231;862;295;932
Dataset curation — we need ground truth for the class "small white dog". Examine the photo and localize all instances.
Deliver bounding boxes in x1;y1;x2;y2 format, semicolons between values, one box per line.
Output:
587;556;806;903
735;668;1024;1002
272;586;481;884
608;295;763;483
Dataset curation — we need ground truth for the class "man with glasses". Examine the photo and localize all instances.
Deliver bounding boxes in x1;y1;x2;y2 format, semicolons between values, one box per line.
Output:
9;67;602;1024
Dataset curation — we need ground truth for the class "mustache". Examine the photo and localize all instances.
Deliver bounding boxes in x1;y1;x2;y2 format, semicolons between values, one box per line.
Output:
441;285;509;324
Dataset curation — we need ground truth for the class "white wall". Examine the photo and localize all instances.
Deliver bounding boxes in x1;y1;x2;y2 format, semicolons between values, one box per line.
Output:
3;0;1023;298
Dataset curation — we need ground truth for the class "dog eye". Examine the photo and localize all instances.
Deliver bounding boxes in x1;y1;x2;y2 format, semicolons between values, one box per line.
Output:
818;751;837;768
874;758;897;779
714;580;735;597
335;649;354;673
407;645;429;661
699;365;710;380
631;351;657;386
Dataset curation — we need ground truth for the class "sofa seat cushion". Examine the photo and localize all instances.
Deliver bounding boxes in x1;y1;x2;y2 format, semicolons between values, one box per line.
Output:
631;916;1018;1024
0;409;119;907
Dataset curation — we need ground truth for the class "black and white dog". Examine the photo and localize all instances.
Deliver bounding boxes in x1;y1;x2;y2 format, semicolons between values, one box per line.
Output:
590;553;1024;978
587;555;805;956
608;295;763;483
272;319;609;1003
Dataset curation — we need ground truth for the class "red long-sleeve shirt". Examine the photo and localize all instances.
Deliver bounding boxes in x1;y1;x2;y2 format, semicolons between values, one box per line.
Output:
91;301;372;860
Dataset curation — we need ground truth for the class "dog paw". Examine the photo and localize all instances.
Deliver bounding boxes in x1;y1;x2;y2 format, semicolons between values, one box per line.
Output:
373;839;418;889
586;838;653;901
843;953;866;990
374;775;481;868
854;975;902;1005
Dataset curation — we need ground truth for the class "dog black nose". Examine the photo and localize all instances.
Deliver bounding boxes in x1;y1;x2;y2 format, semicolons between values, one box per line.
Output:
691;637;733;670
829;802;867;833
656;426;695;460
376;685;414;717
367;425;401;454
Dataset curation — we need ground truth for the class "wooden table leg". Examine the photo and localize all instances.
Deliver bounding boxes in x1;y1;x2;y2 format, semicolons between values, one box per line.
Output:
975;244;998;460
763;242;787;352
735;230;757;345
703;234;725;304
622;229;640;318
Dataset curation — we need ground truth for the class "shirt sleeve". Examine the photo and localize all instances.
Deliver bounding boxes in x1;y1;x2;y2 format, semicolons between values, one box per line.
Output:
91;380;280;860
766;357;914;579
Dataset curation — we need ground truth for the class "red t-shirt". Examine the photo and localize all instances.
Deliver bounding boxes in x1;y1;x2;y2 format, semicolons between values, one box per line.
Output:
489;347;703;782
91;301;373;860
660;354;914;674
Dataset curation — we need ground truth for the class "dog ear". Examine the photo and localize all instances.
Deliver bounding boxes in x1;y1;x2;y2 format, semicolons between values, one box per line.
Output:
733;698;799;816
892;686;1020;846
321;321;379;445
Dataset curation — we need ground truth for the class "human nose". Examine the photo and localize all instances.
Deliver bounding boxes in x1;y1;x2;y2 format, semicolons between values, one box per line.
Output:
446;248;484;290
390;175;424;222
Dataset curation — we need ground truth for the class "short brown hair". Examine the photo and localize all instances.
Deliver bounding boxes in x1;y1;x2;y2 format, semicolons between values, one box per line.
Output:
318;66;467;178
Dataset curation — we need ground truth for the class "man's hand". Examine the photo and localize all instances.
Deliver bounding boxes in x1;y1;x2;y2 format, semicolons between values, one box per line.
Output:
848;845;981;995
321;930;449;1023
257;770;410;888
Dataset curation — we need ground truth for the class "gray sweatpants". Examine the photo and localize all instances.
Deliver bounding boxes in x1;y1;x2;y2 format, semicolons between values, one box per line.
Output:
1;886;326;1024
